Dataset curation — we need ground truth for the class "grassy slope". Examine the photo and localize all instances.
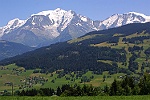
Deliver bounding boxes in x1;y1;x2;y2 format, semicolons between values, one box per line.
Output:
0;64;126;91
92;32;150;72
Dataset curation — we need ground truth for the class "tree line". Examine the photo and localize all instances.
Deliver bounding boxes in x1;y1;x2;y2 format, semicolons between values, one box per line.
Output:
122;36;150;44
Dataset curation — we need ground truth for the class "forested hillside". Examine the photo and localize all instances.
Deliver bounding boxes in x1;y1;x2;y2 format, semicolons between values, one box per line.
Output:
0;22;150;76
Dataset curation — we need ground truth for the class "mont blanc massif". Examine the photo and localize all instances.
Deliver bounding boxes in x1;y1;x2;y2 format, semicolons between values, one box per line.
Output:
0;8;150;47
0;8;150;96
0;8;150;60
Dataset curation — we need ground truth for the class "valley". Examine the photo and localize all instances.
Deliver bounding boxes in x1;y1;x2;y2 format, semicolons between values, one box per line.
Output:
0;22;149;96
0;64;126;92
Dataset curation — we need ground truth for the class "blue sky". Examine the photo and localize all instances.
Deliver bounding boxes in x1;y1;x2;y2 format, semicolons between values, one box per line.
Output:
0;0;150;27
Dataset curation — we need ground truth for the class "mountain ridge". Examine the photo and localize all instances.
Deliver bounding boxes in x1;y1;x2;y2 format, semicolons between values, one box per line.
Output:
0;40;35;60
0;9;150;47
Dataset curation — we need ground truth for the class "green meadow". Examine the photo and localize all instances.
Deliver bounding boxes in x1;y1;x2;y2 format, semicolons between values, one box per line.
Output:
1;95;150;100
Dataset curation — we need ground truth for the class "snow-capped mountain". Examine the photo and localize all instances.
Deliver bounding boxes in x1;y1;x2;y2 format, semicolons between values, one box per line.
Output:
0;8;97;47
99;12;150;29
0;18;26;37
0;9;150;47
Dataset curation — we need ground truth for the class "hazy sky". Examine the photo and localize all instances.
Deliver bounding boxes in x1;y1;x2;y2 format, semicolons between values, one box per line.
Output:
0;0;150;27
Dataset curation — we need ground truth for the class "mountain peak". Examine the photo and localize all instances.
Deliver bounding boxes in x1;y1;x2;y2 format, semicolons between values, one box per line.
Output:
32;10;52;16
127;12;150;22
32;8;68;17
111;12;148;17
0;18;26;34
100;11;150;29
127;12;148;17
54;8;64;12
7;18;24;26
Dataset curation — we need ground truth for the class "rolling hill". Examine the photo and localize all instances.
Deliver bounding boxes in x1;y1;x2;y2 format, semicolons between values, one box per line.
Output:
0;40;35;60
